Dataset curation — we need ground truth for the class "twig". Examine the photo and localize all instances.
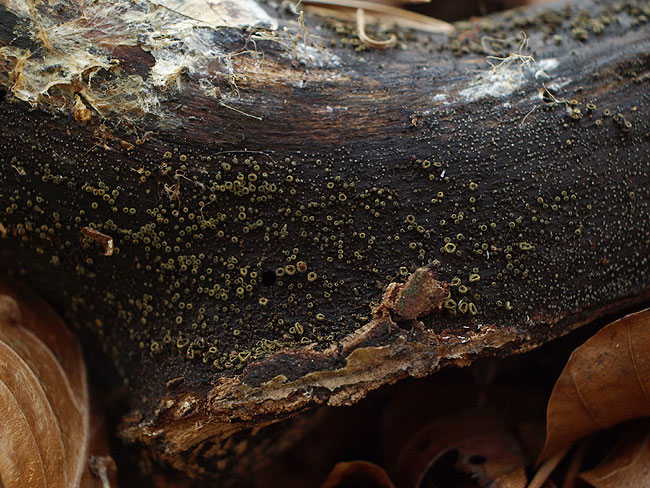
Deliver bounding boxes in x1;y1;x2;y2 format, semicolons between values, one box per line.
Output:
219;102;263;121
301;0;454;34
356;8;397;50
89;455;116;488
562;440;589;488
528;446;570;488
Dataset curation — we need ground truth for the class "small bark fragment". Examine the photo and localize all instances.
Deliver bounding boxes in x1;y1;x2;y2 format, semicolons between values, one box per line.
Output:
81;227;114;256
377;264;449;321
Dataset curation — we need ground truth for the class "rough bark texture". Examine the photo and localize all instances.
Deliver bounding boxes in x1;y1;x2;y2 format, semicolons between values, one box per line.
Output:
0;0;649;482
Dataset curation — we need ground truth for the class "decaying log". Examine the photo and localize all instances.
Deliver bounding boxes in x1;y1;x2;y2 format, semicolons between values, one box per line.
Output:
0;0;649;482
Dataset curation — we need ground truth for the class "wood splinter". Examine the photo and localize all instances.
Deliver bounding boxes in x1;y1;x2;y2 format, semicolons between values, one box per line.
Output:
81;227;114;256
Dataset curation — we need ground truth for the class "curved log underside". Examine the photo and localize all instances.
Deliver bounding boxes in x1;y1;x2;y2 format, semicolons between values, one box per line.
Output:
0;0;649;481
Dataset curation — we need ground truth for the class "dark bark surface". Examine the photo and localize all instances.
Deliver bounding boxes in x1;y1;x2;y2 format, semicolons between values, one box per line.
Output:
0;0;649;481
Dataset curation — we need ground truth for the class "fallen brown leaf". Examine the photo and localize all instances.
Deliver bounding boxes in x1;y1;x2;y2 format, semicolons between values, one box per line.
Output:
578;422;650;488
539;308;650;463
0;281;89;488
320;461;396;488
381;376;478;470
392;409;528;488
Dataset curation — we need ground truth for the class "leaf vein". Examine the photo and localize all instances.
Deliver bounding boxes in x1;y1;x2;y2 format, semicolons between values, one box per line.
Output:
627;322;650;407
570;364;605;430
